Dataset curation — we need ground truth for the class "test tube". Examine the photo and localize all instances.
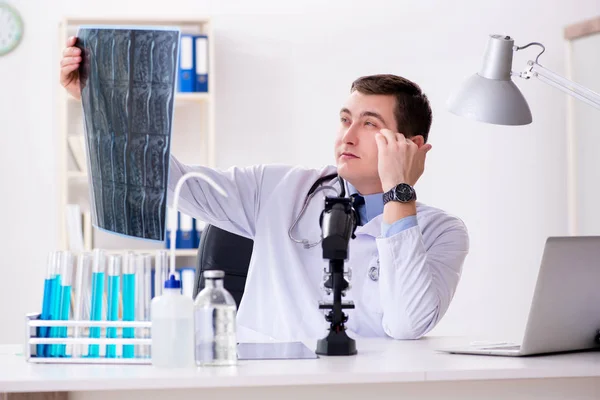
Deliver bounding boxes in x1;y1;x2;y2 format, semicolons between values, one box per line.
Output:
144;254;153;357
88;249;105;357
144;254;152;320
106;254;121;358
58;251;73;357
72;252;93;358
48;252;64;357
38;251;59;357
122;251;136;358
154;250;168;299
135;254;152;358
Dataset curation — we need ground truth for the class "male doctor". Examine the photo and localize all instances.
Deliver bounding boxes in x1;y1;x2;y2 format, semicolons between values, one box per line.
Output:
60;37;469;341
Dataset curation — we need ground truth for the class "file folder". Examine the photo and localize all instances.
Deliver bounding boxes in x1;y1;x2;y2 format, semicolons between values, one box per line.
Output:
194;35;208;92
179;213;195;248
178;34;196;92
165;207;178;248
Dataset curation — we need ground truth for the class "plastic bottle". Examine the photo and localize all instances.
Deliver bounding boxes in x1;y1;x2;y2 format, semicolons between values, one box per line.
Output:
194;270;237;366
150;274;195;368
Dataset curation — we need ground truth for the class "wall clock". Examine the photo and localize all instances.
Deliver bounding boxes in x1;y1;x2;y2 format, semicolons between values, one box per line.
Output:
0;2;23;56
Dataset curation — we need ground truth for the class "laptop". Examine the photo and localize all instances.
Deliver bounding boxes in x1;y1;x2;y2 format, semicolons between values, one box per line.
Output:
438;236;600;356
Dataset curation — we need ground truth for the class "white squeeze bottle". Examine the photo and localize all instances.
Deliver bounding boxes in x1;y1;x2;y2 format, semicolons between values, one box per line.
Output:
151;274;195;368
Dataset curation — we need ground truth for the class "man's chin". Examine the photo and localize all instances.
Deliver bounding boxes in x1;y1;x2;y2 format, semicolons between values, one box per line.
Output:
335;163;348;176
336;167;354;183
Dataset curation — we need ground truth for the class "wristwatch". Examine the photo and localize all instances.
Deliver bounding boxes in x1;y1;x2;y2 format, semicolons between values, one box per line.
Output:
383;183;417;205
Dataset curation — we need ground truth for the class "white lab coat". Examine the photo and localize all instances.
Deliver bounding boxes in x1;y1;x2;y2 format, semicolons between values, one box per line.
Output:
168;156;470;342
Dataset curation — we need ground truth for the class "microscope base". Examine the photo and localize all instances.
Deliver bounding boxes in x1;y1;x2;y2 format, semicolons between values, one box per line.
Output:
315;329;357;356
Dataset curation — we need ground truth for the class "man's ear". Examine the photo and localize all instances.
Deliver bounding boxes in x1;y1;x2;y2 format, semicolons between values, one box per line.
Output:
409;135;425;148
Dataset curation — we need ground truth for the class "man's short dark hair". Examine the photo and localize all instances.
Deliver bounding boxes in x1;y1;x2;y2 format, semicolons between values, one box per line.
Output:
351;74;432;143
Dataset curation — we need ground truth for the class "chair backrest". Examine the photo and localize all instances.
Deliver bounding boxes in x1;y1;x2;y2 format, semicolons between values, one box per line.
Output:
193;224;254;307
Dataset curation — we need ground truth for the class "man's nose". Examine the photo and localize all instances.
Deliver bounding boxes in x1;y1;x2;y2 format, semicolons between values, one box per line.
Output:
342;123;359;145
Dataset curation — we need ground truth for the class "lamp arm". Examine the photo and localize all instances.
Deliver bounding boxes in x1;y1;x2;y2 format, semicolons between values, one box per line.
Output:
519;61;600;110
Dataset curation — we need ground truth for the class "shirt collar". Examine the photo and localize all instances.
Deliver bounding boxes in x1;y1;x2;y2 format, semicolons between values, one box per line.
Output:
347;182;384;224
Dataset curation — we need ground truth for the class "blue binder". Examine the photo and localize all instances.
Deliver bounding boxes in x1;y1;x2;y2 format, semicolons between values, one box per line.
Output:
194;35;208;92
192;219;202;248
179;213;195;249
178;34;196;92
165;207;178;248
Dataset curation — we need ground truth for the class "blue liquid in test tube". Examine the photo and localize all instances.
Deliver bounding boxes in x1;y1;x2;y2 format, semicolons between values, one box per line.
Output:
88;250;105;358
106;255;121;358
48;261;63;357
38;252;59;357
122;252;136;358
58;251;73;357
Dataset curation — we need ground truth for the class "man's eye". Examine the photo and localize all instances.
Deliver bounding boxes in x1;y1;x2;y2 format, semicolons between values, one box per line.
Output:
340;117;349;123
365;121;376;127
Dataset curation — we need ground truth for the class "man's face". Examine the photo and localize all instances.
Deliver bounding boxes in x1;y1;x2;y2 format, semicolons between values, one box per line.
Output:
334;91;397;193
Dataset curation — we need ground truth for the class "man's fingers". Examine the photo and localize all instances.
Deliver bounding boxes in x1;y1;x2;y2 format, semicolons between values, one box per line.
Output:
421;144;433;154
380;129;397;145
61;64;79;75
66;36;77;47
63;46;81;57
375;132;387;148
61;56;81;67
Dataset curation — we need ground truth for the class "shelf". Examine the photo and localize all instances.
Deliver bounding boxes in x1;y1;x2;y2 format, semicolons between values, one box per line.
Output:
68;92;209;103
171;249;198;257
174;92;210;102
104;249;198;257
63;16;211;26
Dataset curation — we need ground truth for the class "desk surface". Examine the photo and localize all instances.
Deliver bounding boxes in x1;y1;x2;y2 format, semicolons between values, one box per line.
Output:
2;337;600;393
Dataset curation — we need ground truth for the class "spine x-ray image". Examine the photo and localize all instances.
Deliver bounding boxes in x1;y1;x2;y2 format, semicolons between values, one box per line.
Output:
77;26;180;241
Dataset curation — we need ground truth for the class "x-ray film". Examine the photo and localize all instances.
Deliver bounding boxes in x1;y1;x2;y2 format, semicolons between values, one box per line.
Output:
76;26;180;241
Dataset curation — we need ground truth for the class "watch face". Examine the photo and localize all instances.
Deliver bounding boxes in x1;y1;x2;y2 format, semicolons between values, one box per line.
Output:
394;183;415;202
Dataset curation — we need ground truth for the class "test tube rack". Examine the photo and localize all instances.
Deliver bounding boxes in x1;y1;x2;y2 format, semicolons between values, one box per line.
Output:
25;313;152;365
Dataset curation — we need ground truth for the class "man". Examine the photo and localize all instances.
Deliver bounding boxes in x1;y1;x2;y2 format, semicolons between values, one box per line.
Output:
60;36;469;341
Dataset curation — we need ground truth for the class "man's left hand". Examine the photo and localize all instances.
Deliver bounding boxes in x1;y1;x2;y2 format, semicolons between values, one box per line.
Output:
375;129;432;192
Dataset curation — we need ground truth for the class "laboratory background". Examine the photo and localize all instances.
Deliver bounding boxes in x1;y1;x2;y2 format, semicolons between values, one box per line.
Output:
1;0;599;350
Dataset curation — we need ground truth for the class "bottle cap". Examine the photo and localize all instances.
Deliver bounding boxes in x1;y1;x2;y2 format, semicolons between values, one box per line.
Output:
164;274;182;289
203;270;225;279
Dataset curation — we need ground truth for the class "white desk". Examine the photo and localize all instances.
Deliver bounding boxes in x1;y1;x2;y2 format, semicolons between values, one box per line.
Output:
2;337;600;400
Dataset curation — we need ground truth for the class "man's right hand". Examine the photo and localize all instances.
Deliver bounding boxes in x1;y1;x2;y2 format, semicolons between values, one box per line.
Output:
60;36;82;100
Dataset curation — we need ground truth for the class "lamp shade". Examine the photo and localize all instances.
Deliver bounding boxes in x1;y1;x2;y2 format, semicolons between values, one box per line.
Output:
447;34;533;126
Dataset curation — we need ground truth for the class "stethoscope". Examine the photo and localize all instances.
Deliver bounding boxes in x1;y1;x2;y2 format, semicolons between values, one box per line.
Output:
288;173;382;281
288;173;346;249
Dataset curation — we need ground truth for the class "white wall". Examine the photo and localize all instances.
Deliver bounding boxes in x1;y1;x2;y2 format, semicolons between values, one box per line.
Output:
572;33;600;236
2;0;599;344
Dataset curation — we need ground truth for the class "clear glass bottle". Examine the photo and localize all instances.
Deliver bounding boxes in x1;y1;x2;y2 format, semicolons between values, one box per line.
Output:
194;270;237;366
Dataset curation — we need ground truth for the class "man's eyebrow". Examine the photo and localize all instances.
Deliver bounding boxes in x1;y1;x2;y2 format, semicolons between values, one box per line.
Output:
339;109;388;126
361;111;387;125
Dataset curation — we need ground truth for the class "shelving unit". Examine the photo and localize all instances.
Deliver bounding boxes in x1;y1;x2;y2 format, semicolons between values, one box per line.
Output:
57;16;215;262
103;249;199;257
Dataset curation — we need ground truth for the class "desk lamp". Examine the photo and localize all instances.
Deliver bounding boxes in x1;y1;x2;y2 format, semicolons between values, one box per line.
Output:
447;34;600;125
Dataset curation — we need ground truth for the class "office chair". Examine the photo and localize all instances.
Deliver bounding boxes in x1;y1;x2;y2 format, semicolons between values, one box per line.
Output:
193;224;254;307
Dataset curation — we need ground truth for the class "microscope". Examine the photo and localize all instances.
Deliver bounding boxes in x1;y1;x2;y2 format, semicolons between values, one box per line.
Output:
316;178;359;356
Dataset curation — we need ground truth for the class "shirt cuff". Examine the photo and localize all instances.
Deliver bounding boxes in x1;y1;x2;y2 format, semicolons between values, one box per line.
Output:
381;215;418;237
